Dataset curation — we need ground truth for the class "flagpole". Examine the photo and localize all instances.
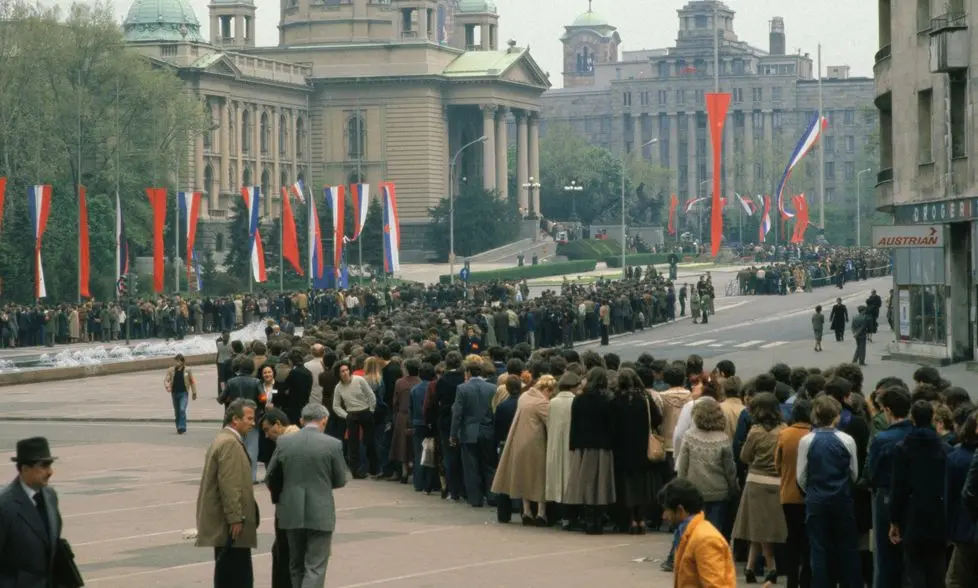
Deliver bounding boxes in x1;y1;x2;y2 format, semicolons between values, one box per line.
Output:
279;190;285;292
817;43;826;230
77;68;82;304
356;101;364;286
307;185;313;291
115;79;121;300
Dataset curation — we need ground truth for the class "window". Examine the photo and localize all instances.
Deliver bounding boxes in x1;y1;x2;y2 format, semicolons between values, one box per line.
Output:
346;114;365;159
916;0;931;32
576;47;594;73
657;61;669;77
754;162;764;179
845;135;855;153
658;90;668;105
694;89;704;104
676;89;685;105
752;87;762;102
773;110;783;128
732;59;745;75
279;114;288;157
732;88;743;102
825;161;835;179
844;109;855;124
894;247;946;343
694;14;708;28
296;117;305;158
918;88;933;163
679;165;688;182
752;111;764;130
845;161;855;180
640;91;650;106
696;112;707;129
825;188;835;202
772;87;782;101
950;72;967;158
735;162;745;177
241;108;251;153
259;112;269;155
825;136;835;153
734;111;745;127
623;92;632;106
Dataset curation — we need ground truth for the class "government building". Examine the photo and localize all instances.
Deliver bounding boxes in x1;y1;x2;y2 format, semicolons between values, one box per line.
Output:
541;0;877;211
122;0;550;260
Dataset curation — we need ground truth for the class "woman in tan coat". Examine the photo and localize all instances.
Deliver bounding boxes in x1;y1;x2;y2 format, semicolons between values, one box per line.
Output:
491;375;555;526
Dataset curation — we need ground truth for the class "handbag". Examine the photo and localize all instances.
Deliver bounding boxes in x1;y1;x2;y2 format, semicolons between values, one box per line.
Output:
420;437;436;468
646;397;666;462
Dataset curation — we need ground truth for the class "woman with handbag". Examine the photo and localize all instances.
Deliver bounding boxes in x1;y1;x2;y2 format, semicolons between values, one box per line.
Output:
612;368;662;534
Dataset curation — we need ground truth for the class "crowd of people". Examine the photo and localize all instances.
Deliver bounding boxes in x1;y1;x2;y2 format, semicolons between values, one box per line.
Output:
734;246;892;295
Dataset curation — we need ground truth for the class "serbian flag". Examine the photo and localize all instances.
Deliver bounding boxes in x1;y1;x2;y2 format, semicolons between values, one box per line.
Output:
178;191;201;273
325;186;345;277
667;194;678;235
759;195;772;243
775;113;827;219
146;188;167;293
382;182;401;273
0;177;6;232
242;186;267;283
310;194;324;279
280;186;303;276
682;196;708;214
735;193;757;216
350;183;369;240
28;185;52;298
290;179;306;204
115;192;129;288
78;186;90;298
705;92;731;257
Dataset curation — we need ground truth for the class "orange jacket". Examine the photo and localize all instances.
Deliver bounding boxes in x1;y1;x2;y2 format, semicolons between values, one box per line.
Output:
674;512;736;588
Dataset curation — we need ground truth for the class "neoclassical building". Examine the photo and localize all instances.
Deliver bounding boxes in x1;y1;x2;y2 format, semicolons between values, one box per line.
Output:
122;0;550;260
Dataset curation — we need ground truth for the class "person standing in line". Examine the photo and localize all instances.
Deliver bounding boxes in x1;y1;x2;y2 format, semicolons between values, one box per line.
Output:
450;358;498;508
331;361;378;479
599;300;610;345
215;331;231;398
830;297;849;342
679;283;688;317
164;353;197;434
851;306;869;366
196;399;259;588
812;305;825;352
267;403;347;588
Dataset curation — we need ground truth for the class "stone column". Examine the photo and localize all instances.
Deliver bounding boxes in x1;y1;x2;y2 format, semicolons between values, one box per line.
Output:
528;112;541;215
745;110;755;192
481;105;497;191
516;111;529;214
235;101;243;189
669;113;679;196
220;98;230;197
723;110;734;202
291;110;299;185
687;113;698;200
272;106;281;208
653;114;663;167
253;105;267;217
195;128;205;217
235;15;244;45
418;7;429;39
632;114;642;155
495;107;509;200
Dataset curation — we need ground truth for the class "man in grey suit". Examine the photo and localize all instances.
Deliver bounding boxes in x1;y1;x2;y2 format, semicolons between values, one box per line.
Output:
266;403;346;588
0;437;63;588
450;358;497;507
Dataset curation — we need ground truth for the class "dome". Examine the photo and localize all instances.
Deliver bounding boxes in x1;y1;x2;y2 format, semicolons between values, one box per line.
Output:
571;9;610;28
457;0;497;13
122;0;205;43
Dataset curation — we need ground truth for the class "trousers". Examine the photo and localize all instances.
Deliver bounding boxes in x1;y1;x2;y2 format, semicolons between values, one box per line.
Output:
286;529;333;588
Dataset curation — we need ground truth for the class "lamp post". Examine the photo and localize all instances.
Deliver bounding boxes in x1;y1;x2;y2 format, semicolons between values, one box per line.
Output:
449;135;487;284
698;179;710;245
563;179;583;220
522;177;542;218
620;138;658;276
856;167;872;247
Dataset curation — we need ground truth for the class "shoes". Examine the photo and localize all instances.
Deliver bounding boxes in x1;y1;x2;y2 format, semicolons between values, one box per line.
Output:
744;569;757;584
660;557;674;572
764;570;778;584
521;514;534;526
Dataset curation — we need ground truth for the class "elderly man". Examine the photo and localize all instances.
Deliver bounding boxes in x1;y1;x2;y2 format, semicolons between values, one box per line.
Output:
267;403;347;588
305;344;326;405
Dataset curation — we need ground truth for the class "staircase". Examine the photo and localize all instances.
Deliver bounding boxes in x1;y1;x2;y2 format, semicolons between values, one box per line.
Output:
466;238;557;264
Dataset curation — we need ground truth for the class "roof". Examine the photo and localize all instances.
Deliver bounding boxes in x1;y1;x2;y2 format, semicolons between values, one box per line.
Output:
122;0;204;42
571;9;611;28
442;49;524;78
457;0;497;14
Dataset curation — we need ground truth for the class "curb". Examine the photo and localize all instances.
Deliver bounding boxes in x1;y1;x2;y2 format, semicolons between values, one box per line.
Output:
0;416;224;424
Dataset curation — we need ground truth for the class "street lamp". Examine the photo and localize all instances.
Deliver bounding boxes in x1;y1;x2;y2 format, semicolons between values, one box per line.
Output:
563;179;583;220
449;135;488;284
522;176;542;218
697;179;710;245
856;167;872;247
620;137;658;276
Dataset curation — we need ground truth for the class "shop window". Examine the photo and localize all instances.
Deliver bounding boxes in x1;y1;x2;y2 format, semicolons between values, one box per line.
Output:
894;247;946;343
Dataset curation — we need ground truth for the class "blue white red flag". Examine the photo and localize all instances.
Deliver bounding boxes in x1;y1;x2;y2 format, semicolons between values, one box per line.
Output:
310;195;324;279
760;195;772;243
325;186;345;278
27;185;52;299
350;183;369;240
382;182;400;274
290;179;306;204
775;113;827;219
735;193;757;216
241;186;267;283
178;191;201;272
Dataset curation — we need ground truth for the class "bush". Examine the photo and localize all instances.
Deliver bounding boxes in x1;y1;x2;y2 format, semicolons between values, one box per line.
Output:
439;260;598;284
556;238;621;260
604;253;674;268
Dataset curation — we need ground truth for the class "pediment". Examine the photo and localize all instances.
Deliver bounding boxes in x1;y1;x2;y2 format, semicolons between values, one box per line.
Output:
501;52;551;89
190;52;243;78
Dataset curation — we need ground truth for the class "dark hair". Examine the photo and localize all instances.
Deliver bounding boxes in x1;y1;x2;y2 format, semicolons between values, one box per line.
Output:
549;356;567;378
749;392;783;430
754;373;777;394
445;350;463;370
616;368;644;399
375;344;391;361
700;378;722;400
663;365;686;388
801;374;826;400
419;362;436;381
581;350;605;371
230;340;245;353
770;363;790;384
874;376;908;393
686;354;704;376
714;359;736;378
505;374;522;397
657;478;704;515
834;363;864;393
635;364;657;389
288;350;304;367
913;366;942;387
333;360;352;380
637;353;656;367
583;366;609;395
404;358;421;377
956;409;978;448
603;353;621;371
943;387;971;411
506;357;525;376
825;376;853;404
790;398;813;425
910;400;934;428
880;386;912;418
911;383;941;404
261;407;290;427
789;367;809;392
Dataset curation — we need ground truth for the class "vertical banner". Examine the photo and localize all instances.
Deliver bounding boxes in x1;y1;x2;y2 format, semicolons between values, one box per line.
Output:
325;186;345;278
78;185;90;298
146;188;167;293
760;195;772;243
280;186;303;275
310;196;324;279
667;194;678;235
28;185;52;299
179;191;201;272
705;92;731;257
0;177;6;232
241;186;267;283
381;182;401;273
350;183;370;240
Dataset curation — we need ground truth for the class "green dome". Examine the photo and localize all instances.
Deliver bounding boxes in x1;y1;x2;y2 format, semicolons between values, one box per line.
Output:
122;0;205;43
457;0;497;14
572;9;610;27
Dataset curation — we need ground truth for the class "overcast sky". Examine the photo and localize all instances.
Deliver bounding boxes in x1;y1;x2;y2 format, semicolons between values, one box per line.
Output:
116;0;877;87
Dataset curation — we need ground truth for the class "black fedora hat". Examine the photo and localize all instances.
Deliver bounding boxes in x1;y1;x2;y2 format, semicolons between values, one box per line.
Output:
10;437;56;464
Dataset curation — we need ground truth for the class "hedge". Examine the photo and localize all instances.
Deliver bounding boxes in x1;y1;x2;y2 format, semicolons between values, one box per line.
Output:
439;260;598;284
604;253;674;268
556;238;622;260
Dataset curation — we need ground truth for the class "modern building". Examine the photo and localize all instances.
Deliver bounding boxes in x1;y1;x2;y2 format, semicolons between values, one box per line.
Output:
122;0;550;261
873;0;972;363
541;0;877;224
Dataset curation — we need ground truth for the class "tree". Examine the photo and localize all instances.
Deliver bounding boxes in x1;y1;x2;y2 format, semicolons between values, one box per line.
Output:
222;196;252;283
354;196;386;273
427;185;519;260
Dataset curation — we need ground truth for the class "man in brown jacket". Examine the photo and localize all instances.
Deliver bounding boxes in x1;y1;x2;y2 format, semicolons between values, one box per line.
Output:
196;398;260;588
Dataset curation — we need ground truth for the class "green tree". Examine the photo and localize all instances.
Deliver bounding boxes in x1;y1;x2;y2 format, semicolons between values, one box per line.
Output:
222;197;252;283
427;185;519;260
354;196;386;273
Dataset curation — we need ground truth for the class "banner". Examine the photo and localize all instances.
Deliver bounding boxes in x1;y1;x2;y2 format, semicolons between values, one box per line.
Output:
28;185;52;299
705;92;731;257
178;191;201;272
381;182;401;273
78;185;90;298
325;186;345;277
242;186;267;283
146;187;167;293
280;186;303;275
350;183;370;240
667;194;678;235
759;195;772;243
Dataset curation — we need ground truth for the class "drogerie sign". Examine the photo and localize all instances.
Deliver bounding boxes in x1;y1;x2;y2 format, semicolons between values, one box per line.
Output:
871;225;944;248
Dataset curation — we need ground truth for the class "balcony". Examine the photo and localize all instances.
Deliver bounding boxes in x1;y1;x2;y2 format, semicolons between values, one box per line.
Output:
876;168;895;210
930;13;969;73
873;45;892;99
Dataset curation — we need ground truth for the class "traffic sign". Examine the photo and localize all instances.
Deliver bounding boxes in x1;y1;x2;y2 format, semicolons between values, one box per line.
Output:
459;267;470;281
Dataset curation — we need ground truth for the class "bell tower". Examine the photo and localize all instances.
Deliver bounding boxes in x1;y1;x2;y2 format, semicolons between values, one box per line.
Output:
561;1;620;88
454;1;499;51
208;0;256;48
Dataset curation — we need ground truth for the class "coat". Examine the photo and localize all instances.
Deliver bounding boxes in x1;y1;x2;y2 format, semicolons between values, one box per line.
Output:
830;303;849;331
890;427;949;544
491;387;549;502
450;377;495;444
390;375;419;462
0;479;63;588
545;391;575;503
195;428;259;549
674;512;736;588
266;427;347;532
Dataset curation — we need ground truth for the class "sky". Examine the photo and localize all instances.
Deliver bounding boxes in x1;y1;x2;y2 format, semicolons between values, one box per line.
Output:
109;0;877;88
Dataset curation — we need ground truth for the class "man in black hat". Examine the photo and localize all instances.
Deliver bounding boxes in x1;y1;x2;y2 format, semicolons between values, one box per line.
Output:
0;436;63;588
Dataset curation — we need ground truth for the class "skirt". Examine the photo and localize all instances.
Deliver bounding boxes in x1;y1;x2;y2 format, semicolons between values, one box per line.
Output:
732;479;788;544
616;470;652;508
563;449;616;506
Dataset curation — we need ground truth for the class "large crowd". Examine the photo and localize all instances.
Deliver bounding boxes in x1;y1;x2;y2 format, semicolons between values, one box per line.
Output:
734;246;892;295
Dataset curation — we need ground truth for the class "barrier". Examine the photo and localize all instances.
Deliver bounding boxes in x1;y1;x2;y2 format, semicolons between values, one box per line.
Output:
0;352;217;387
727;265;892;296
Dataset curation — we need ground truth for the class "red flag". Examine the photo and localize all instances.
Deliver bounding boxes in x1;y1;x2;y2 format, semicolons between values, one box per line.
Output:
78;186;90;298
705;92;731;257
280;187;303;276
667;194;678;235
0;177;6;232
146;187;167;293
791;194;811;243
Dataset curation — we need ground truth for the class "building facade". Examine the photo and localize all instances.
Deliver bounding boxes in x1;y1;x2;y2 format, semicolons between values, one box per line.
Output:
542;0;877;223
873;0;972;363
122;0;549;261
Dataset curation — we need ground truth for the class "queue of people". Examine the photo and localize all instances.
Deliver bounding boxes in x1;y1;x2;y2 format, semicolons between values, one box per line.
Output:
734;246;891;296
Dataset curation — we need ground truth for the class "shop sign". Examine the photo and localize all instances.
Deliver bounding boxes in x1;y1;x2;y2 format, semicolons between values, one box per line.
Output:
893;198;978;224
871;225;943;248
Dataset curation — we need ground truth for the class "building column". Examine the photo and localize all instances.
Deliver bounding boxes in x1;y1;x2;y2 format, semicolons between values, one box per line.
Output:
481;105;497;191
653;114;663;167
632;114;642;156
669;113;679;196
745;110;755;192
480;23;489;50
253;104;267;217
220;98;230;199
687;113;698;199
235;15;244;45
290;110;299;185
195;124;205;217
516;110;529;215
235;101;244;189
528;112;540;215
272;106;281;207
495;107;509;200
723;111;734;202
418;7;429;39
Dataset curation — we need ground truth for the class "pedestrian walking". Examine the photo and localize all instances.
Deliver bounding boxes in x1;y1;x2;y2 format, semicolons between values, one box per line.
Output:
851;306;869;366
163;353;198;434
812;305;825;352
830;298;849;342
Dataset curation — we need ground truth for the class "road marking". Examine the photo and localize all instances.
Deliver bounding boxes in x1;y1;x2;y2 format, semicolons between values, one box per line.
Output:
65;500;195;519
734;340;764;348
683;339;715;346
708;341;730;347
759;341;788;349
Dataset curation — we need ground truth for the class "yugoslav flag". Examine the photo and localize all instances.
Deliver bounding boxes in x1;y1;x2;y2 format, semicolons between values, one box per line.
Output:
350;183;369;240
775;113;827;219
242;186;267;283
382;182;401;274
682;196;708;214
760;195;772;243
325;186;345;277
310;195;324;279
735;193;757;216
178;191;201;272
28;185;52;299
290;179;306;204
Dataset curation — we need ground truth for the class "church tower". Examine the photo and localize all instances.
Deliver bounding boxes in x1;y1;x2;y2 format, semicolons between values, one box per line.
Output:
208;0;256;49
454;0;499;51
561;1;620;88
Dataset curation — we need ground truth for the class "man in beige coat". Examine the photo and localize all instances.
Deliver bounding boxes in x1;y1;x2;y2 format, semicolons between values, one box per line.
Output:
196;398;260;588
